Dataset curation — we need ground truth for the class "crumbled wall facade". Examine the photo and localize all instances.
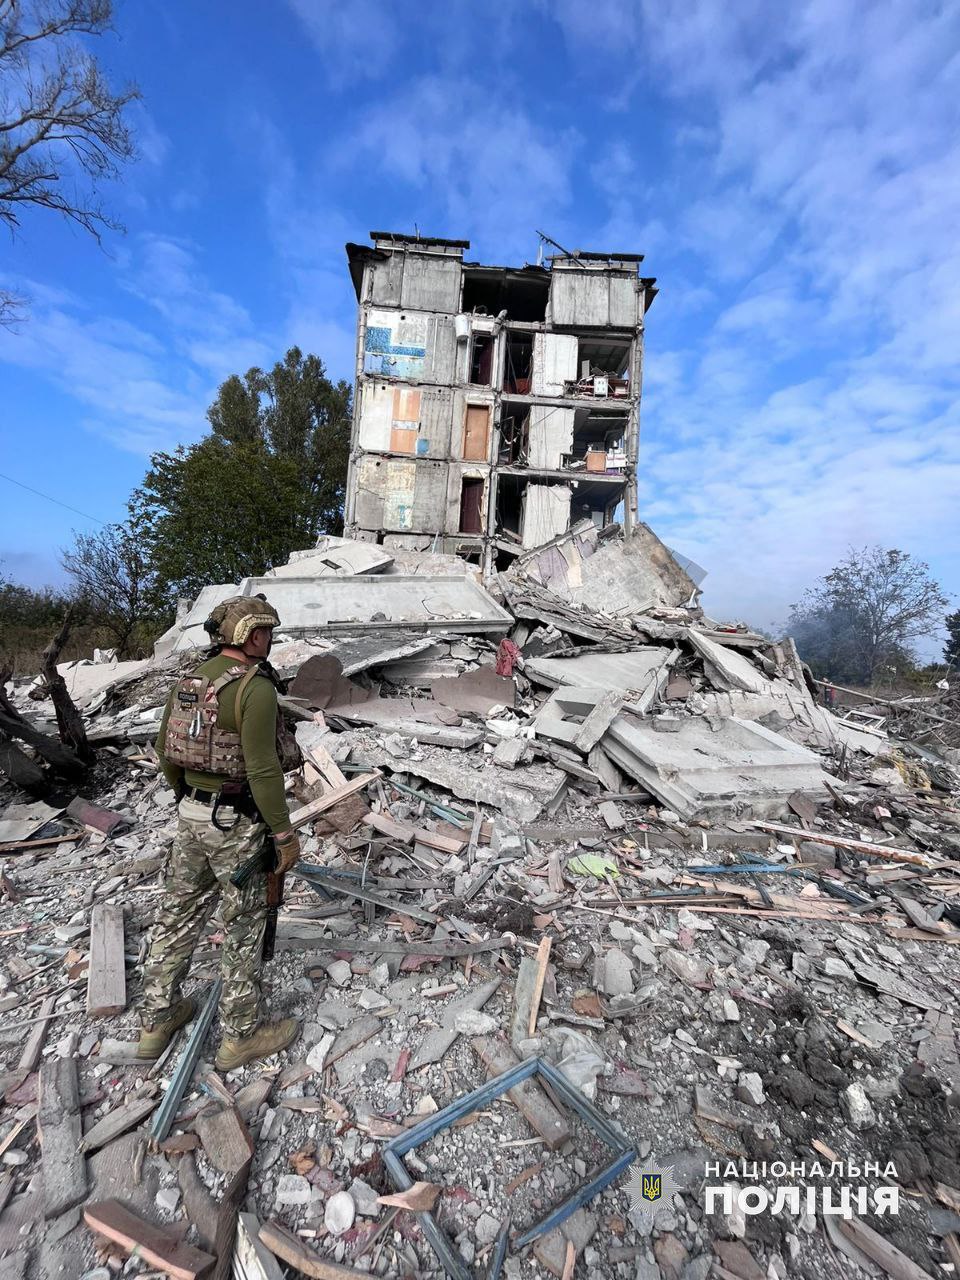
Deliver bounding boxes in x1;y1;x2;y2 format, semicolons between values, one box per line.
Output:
344;232;656;573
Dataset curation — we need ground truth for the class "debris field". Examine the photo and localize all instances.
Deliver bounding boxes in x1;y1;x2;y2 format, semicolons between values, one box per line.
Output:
0;521;958;1280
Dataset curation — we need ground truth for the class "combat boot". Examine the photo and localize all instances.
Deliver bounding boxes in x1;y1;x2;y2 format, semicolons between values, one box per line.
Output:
136;997;197;1060
215;1017;300;1071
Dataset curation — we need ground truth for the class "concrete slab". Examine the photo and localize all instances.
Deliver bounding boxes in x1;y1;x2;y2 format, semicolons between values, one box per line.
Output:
687;630;768;694
273;632;435;679
50;658;153;706
698;679;842;752
534;686;624;753
603;715;833;819
525;648;675;710
164;576;512;652
269;538;394;578
288;654;371;709
431;665;515;715
350;736;566;823
509;521;697;611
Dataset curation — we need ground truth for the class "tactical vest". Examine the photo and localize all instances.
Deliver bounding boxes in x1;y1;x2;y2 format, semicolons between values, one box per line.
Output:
162;664;300;779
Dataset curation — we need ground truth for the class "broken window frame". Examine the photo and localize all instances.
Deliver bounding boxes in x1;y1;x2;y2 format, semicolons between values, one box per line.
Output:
381;1053;637;1280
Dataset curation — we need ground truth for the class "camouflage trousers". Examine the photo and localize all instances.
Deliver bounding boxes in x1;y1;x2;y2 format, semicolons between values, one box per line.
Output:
141;796;268;1037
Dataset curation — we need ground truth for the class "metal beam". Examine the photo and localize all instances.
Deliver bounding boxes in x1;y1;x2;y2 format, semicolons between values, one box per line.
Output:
149;979;222;1143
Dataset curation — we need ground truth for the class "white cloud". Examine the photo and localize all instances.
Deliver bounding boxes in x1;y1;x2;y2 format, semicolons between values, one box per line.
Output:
284;0;401;84
552;0;960;650
0;235;276;456
340;76;578;260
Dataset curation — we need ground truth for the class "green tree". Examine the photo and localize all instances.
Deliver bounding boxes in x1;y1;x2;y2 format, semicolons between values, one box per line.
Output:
60;510;158;656
139;347;352;604
790;547;948;686
944;609;960;668
0;0;140;325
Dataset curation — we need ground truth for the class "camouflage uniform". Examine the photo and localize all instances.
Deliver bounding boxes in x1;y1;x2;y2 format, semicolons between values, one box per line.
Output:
140;796;268;1037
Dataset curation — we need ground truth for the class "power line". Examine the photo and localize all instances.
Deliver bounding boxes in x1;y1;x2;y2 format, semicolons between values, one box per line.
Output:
0;469;108;526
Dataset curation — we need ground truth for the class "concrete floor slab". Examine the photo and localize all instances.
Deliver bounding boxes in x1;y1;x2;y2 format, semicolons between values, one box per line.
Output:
164;576;512;652
525;648;675;711
603;714;832;818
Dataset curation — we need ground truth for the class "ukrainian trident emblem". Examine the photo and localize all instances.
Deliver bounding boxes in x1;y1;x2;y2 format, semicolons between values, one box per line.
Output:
641;1172;662;1202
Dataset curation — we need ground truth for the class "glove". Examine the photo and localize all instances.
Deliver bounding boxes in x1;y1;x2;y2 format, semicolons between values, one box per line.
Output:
273;828;301;874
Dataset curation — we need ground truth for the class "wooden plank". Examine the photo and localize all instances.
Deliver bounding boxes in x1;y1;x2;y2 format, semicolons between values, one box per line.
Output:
838;1215;935;1280
891;894;942;934
83;1199;215;1280
80;1095;158;1154
304;744;348;789
235;1212;284;1280
509;937;552;1050
212;1157;252;1280
39;1057;86;1219
289;774;379;830
362;812;466;853
748;822;932;866
195;1105;254;1179
526;936;552;1038
327;1015;381;1068
86;903;127;1018
0;834;83;853
471;1036;571;1151
18;995;55;1071
258;1220;369;1279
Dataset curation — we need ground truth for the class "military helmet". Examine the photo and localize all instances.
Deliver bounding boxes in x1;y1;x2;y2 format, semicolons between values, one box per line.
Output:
203;594;280;647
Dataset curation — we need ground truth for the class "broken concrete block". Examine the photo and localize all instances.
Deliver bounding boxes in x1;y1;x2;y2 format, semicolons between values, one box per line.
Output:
800;841;837;869
324;1190;355;1235
603;714;832;820
275;1174;312;1206
305;1033;335;1074
598;800;626;830
474;1213;502;1247
493;737;526;769
453;1010;499;1036
663;949;709;986
533;1209;597;1276
348;1178;379;1217
325;960;352;987
840;1083;875;1130
736;1072;765;1106
602;949;635;996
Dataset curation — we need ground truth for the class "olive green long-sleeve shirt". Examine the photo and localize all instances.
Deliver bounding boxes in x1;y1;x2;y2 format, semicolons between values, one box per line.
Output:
156;655;291;834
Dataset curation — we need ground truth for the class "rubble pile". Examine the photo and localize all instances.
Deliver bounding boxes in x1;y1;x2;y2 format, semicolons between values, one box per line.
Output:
0;526;959;1280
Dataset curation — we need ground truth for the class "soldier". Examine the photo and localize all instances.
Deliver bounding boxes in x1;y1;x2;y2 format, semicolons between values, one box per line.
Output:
137;594;302;1069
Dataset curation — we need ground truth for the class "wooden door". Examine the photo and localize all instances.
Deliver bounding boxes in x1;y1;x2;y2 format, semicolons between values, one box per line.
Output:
459;478;484;533
462;406;490;461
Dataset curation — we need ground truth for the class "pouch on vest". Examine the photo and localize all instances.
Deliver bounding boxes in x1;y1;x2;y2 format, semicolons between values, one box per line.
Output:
162;663;301;778
161;665;254;778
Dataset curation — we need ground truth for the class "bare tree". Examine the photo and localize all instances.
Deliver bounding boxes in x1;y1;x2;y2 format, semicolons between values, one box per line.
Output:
790;547;948;685
0;0;139;323
61;519;153;656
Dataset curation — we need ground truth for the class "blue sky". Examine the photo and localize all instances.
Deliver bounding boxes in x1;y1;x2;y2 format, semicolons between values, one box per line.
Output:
2;0;958;652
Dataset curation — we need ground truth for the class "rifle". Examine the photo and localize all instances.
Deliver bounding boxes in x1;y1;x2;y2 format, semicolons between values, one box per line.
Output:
230;835;283;961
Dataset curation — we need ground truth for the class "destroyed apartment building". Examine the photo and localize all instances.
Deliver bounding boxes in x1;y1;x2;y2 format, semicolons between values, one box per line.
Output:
0;235;959;1280
344;231;657;571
